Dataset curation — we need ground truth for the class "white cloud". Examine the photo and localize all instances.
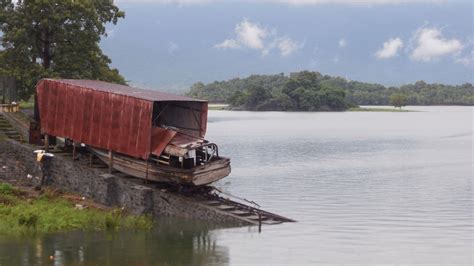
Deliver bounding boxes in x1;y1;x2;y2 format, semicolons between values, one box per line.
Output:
276;0;444;5
375;37;404;59
167;41;179;53
117;0;445;6
214;19;267;52
214;19;302;57
338;38;346;48
275;37;303;56
410;27;463;62
214;39;241;49
235;19;268;50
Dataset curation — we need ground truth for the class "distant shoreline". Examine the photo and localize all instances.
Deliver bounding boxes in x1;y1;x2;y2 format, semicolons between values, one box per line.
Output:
208;104;417;112
348;107;414;112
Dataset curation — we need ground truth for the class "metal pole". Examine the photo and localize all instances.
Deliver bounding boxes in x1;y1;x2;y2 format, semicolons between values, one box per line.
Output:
72;143;76;161
108;150;113;174
44;134;49;152
145;158;149;184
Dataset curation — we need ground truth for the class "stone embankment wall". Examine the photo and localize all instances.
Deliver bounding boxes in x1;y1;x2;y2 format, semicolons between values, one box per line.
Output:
0;140;247;226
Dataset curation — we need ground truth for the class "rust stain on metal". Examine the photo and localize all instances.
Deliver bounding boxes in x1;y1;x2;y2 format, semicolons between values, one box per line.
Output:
36;79;208;160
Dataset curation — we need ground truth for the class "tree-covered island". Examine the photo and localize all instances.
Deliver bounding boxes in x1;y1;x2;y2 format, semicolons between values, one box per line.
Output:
187;71;473;111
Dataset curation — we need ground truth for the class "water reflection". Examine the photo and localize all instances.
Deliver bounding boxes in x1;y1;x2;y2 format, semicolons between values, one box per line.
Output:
1;107;472;265
0;219;230;265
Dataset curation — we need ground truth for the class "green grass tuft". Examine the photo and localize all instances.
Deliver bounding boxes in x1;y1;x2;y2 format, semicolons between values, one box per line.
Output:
0;183;14;195
0;183;154;235
19;101;34;109
348;107;414;112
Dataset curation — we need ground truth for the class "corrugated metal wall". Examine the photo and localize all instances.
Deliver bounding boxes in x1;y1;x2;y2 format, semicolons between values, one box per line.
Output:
37;79;153;159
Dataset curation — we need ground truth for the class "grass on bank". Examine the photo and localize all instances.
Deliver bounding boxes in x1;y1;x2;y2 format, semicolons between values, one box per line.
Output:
18;101;34;109
0;183;153;235
348;107;414;112
208;104;229;110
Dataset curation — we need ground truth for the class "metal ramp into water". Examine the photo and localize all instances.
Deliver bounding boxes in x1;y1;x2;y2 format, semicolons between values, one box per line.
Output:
195;194;295;225
34;146;296;226
65;150;296;226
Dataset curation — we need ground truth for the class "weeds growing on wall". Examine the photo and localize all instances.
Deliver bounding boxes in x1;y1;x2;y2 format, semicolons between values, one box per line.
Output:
0;183;153;235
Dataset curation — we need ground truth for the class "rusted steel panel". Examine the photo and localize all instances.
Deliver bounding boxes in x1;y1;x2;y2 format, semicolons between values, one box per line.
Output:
200;103;208;137
37;79;153;159
119;96;133;152
127;100;141;154
136;101;151;156
46;79;205;103
150;127;177;156
99;91;112;148
82;87;94;144
90;91;103;147
64;84;75;137
36;79;208;159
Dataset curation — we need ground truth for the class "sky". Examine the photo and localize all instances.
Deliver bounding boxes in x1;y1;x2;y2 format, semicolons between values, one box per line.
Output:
101;0;473;91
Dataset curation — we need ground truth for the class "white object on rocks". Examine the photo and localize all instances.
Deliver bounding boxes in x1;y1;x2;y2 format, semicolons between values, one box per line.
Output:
75;204;87;210
34;150;55;162
27;174;33;179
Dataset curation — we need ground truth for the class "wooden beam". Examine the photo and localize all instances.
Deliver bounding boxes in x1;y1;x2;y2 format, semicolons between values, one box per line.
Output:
72;143;76;161
108;150;114;174
145;158;149;184
44;134;49;152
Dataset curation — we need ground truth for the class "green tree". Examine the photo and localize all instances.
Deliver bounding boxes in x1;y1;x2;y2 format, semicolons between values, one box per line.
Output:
227;90;247;107
318;86;347;110
288;87;307;109
0;0;126;100
186;70;473;110
390;93;408;109
245;85;271;110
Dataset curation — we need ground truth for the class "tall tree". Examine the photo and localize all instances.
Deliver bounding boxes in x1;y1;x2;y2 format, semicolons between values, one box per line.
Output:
390;93;408;109
0;0;126;100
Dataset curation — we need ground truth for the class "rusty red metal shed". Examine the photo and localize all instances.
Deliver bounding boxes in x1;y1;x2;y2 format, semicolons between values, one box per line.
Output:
36;79;208;159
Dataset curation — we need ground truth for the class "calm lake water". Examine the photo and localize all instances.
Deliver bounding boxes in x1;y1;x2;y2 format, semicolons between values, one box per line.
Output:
1;106;472;265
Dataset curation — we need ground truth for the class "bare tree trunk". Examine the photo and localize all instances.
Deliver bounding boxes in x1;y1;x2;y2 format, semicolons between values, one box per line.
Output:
42;31;52;69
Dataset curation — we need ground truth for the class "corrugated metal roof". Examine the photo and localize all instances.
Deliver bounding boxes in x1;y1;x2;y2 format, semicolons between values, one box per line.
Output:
44;79;206;103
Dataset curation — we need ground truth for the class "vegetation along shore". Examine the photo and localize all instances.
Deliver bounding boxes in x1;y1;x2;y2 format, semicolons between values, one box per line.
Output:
187;71;473;111
0;183;153;235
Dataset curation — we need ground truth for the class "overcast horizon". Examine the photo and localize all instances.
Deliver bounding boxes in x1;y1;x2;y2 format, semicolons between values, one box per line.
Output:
100;0;473;91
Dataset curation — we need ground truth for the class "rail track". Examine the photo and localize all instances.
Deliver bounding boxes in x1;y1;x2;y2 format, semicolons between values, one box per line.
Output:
0;113;24;142
80;150;295;225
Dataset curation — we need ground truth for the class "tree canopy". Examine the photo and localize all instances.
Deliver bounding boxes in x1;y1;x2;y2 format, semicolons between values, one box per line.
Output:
390;93;408;109
0;0;126;100
187;71;474;111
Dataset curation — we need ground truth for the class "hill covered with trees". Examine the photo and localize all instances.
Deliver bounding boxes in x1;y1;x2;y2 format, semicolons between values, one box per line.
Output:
186;71;473;111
